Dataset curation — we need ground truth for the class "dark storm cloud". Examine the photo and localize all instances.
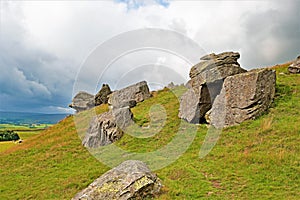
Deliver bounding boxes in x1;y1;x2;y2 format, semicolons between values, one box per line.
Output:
0;3;75;113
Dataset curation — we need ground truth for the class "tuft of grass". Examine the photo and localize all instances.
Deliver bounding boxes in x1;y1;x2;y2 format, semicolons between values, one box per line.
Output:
0;64;299;199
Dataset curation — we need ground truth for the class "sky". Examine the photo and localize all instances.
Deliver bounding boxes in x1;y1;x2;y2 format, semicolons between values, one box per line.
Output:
0;0;299;114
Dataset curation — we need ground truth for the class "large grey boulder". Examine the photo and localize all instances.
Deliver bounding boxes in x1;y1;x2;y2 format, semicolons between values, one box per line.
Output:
69;91;95;112
189;52;246;85
108;81;151;109
209;68;276;128
288;56;300;74
95;84;112;106
82;107;133;148
178;85;211;123
72;160;162;200
179;52;246;123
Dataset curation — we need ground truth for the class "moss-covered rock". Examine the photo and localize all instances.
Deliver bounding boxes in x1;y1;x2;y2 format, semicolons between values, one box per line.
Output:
72;160;162;200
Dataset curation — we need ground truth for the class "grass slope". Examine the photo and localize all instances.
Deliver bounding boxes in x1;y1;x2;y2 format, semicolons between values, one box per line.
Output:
0;64;299;199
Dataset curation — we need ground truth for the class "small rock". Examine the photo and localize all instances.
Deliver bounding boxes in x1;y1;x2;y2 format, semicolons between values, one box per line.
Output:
72;160;162;200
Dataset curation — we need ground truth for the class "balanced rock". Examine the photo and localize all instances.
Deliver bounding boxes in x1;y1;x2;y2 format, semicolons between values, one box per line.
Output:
82;107;133;148
69;91;95;112
288;56;300;74
95;84;112;106
178;85;211;123
109;81;151;109
209;68;276;128
180;52;246;123
189;52;246;84
72;160;162;200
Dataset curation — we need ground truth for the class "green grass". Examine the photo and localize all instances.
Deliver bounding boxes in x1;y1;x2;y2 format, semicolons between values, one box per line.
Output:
0;63;299;199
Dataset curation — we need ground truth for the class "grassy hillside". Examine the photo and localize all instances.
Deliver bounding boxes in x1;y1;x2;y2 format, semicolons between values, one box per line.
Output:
0;64;299;199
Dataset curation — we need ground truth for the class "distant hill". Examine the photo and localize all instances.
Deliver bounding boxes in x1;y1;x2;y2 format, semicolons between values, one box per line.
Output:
0;111;68;124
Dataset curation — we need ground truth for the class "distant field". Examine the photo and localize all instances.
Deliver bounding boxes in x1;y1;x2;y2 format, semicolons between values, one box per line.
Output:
0;124;51;130
0;124;50;153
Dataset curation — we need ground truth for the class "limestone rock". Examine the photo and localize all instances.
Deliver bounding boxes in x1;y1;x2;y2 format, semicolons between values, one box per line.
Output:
109;81;151;109
72;160;162;200
288;56;300;74
210;68;276;128
116;100;137;109
82;107;133;148
95;84;112;106
178;85;211;123
112;107;134;130
69;91;95;112
189;52;246;83
180;52;245;123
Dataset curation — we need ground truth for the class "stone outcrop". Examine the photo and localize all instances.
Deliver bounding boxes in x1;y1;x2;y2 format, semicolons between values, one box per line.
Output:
72;160;162;200
178;85;211;123
179;52;246;123
69;91;95;112
209;68;276;128
109;81;151;109
70;84;112;112
288;56;300;74
95;84;112;106
82;107;134;148
189;52;246;84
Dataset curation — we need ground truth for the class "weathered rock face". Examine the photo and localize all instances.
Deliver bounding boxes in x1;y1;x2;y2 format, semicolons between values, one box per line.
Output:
189;52;246;83
178;85;211;123
69;91;95;112
72;160;162;200
82;107;133;148
109;81;151;109
179;52;246;123
95;84;112;106
288;56;300;74
209;68;276;128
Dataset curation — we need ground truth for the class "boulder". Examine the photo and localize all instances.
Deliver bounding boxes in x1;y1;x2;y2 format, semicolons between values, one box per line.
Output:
69;91;95;112
189;52;246;83
72;160;162;200
112;107;134;130
95;84;112;106
82;107;133;148
209;68;276;128
115;100;137;109
178;85;211;123
288;56;300;74
109;81;151;109
180;52;246;123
